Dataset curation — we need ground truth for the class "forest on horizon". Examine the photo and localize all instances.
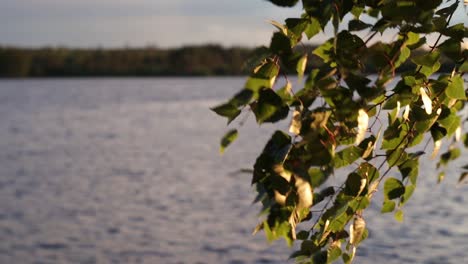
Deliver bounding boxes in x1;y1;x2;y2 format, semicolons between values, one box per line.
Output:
0;44;457;77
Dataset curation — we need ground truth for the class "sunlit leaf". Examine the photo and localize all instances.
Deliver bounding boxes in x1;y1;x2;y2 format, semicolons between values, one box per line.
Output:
349;216;366;245
304;17;321;39
431;140;442;159
355;109;369;145
289;109;302;135
381;200;396;213
268;20;288;35
296;54;307;82
420;87;432;115
394;210;404;222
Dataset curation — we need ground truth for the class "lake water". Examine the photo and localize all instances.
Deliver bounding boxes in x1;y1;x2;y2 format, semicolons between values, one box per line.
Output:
0;78;467;264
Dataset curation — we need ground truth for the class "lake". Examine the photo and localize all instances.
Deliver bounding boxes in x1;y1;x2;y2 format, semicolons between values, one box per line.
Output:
0;78;467;264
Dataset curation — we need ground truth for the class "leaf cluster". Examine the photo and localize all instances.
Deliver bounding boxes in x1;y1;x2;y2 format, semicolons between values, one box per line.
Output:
213;0;467;263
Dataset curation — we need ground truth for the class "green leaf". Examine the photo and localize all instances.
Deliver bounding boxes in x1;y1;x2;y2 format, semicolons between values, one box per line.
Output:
220;129;238;154
384;178;405;200
210;102;241;124
304;17;321;39
348;19;372;31
334;146;363;168
459;172;468;184
398;159;419;184
230;89;254;107
439;148;461;167
270;32;293;55
405;32;420;46
285;18;308;39
327;245;342;263
387;148;408;167
445;76;466;100
253;89;288;124
411;51;440;67
438;171;445;183
438;38;462;62
401;184;415;206
296;54;308;81
381;200;396;213
313;40;334;63
438;108;461;136
394;210;404;222
357;162;379;183
309;168;330;188
344;172;365;197
394;46;410;68
459;60;468;73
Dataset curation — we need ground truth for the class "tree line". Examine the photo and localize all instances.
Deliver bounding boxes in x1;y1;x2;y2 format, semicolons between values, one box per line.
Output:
0;44;457;77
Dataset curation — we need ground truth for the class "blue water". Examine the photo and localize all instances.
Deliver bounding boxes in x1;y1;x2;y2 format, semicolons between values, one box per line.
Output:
0;78;467;264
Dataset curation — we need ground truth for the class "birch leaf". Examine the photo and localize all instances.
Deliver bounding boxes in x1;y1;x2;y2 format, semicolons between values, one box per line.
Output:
455;126;461;142
355;109;369;145
268;20;288;35
349;216;366;245
296;54;308;83
289;109;302;135
295;175;313;209
403;105;410;121
420;87;432;115
220;129;239;154
459;172;468;184
431;140;442;159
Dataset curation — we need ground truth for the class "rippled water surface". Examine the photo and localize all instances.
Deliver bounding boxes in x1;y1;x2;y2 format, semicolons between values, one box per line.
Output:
0;78;467;264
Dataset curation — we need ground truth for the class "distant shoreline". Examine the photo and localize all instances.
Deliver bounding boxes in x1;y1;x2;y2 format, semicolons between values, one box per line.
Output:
0;44;457;78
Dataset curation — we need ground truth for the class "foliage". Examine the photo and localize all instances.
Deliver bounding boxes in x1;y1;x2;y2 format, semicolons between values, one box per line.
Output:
213;0;467;263
0;44;459;77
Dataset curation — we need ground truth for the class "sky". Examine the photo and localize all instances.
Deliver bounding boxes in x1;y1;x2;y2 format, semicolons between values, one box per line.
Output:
0;0;466;48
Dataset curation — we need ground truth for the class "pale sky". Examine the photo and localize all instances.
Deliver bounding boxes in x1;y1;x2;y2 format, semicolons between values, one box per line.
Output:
0;0;466;48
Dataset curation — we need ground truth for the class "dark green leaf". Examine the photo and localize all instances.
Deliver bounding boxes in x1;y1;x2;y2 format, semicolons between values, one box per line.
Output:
344;172;364;197
411;51;440;67
459;172;468;184
348;19;372;31
334;146;363;168
266;0;299;7
285;18;308;39
270;32;293;55
387;148;408;167
384;178;405;200
253;88;289;123
439;148;461;167
220;129;238;154
398;159;419;184
309;168;330;188
230;89;254;107
211;102;241;124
